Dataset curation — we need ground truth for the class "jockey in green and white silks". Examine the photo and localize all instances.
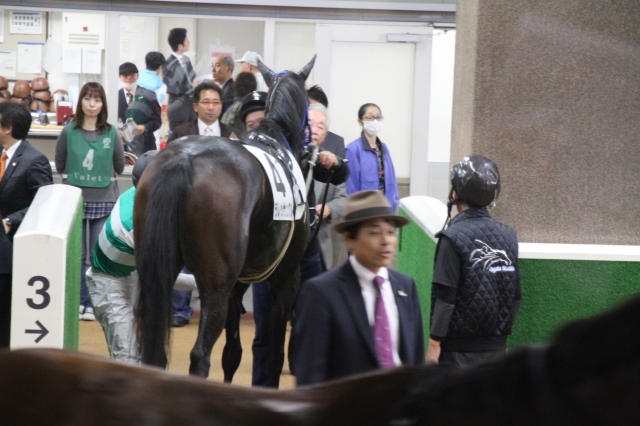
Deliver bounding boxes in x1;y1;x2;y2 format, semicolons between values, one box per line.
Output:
85;151;196;364
92;187;136;278
65;124;116;188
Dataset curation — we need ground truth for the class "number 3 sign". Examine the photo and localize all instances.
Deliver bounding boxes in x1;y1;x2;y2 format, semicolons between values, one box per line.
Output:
10;185;82;350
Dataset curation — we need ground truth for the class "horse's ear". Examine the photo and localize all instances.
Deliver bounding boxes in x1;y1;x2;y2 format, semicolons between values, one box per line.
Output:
297;54;317;82
257;59;276;88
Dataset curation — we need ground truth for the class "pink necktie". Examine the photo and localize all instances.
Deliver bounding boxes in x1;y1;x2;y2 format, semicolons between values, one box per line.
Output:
204;127;214;136
373;275;394;368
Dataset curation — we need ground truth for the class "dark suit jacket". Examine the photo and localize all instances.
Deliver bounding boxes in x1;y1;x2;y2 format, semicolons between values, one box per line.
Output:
163;54;196;128
220;78;235;115
0;223;11;274
292;260;425;386
166;120;239;144
118;86;162;155
0;140;53;240
321;131;346;158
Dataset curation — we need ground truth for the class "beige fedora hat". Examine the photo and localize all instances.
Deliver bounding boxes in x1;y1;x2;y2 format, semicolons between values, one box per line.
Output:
333;190;409;233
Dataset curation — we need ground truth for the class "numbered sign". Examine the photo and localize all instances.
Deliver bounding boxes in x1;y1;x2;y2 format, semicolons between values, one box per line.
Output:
10;185;82;349
243;146;306;221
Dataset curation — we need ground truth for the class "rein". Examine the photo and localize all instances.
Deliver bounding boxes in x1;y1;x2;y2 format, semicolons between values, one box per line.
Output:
237;220;296;284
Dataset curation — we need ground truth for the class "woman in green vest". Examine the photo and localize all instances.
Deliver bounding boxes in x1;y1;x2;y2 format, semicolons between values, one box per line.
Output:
54;82;125;321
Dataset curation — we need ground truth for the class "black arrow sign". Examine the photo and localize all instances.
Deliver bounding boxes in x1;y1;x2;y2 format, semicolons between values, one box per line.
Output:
25;320;49;343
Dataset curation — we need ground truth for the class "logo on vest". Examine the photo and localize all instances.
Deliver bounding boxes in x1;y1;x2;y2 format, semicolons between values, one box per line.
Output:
469;239;514;273
103;138;112;149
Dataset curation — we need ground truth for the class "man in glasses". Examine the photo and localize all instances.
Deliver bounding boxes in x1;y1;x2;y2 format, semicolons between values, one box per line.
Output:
167;82;238;145
165;81;237;327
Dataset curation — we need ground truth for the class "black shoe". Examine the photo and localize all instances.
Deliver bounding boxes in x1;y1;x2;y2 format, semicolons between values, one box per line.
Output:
171;316;189;327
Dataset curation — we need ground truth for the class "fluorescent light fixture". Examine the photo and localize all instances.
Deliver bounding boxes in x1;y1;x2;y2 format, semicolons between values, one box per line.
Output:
432;23;456;30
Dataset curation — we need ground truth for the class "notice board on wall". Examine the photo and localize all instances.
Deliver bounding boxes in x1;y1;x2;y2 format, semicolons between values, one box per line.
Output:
0;9;46;81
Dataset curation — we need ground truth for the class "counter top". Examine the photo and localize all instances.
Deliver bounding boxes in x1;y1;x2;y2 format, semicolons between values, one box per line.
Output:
30;125;63;137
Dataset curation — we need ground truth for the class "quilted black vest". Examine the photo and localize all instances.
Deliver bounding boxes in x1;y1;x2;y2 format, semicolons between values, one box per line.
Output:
439;208;519;350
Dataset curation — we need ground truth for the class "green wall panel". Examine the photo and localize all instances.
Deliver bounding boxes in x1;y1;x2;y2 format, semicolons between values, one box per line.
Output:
397;208;436;345
63;199;82;350
510;258;640;346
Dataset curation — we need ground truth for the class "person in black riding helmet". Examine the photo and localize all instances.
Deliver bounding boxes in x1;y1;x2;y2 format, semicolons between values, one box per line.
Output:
426;155;521;368
239;91;267;133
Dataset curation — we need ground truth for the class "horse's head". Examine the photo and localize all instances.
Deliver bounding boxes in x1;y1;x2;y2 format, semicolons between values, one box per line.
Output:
254;55;316;159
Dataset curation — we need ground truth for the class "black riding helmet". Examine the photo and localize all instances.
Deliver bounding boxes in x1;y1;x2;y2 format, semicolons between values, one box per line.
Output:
132;150;159;188
450;155;500;208
437;155;500;235
238;91;267;124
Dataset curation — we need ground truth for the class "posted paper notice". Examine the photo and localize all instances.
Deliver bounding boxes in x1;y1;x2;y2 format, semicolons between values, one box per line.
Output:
82;48;102;74
17;42;43;74
0;51;17;78
62;47;82;73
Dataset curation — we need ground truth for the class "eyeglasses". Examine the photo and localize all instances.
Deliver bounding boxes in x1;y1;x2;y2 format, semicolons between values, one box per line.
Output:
198;100;222;106
362;115;384;121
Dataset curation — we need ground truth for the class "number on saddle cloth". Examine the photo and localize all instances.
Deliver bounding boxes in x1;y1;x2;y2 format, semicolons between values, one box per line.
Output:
240;132;306;221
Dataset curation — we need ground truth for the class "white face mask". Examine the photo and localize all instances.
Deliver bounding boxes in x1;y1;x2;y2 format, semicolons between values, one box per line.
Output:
363;119;383;137
123;82;136;91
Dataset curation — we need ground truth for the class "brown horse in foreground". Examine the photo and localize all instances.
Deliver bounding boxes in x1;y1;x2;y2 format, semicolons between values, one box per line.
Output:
2;295;640;425
133;58;314;387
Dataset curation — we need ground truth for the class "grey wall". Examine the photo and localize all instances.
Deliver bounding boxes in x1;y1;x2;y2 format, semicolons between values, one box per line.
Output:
195;19;265;77
451;0;640;244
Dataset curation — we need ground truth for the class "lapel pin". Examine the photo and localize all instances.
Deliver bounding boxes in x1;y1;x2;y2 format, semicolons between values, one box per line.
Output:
398;290;407;297
12;163;16;166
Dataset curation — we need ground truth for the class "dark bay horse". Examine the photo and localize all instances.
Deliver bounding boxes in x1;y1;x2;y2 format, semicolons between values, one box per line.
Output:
133;58;315;387
3;294;640;425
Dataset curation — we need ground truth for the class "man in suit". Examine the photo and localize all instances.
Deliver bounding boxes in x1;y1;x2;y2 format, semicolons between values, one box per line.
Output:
117;62;162;155
212;56;235;115
167;82;238;145
165;82;236;327
307;104;348;271
163;28;199;131
292;190;425;386
307;85;345;158
0;102;53;347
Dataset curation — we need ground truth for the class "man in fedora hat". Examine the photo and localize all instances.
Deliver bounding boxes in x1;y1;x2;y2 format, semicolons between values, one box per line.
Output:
291;190;425;386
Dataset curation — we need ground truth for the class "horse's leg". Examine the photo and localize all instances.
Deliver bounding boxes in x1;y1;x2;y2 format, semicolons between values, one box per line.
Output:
188;269;231;378
184;171;253;378
221;283;250;383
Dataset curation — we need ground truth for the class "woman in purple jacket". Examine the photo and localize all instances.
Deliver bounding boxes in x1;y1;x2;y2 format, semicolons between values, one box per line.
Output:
345;103;400;212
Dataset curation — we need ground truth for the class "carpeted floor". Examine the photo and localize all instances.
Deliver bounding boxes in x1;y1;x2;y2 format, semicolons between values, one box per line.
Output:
79;316;296;390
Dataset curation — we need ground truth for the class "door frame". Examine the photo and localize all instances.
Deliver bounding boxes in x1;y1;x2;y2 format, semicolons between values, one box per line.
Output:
315;23;434;196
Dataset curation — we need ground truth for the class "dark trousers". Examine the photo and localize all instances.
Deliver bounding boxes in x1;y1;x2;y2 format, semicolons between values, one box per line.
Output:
251;241;323;387
251;282;270;386
81;217;108;308
172;290;193;319
0;274;12;348
439;350;506;368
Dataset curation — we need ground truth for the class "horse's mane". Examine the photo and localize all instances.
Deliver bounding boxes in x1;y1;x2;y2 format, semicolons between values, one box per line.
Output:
255;71;309;159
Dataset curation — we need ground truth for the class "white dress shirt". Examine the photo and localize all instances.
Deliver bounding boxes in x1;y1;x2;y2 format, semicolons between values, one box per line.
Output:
349;255;401;366
3;140;23;163
197;118;221;136
124;85;138;105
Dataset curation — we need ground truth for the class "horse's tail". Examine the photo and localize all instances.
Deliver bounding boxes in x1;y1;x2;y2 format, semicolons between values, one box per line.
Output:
136;155;193;367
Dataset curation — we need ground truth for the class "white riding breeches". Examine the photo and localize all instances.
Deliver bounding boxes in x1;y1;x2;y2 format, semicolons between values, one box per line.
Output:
86;267;141;364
